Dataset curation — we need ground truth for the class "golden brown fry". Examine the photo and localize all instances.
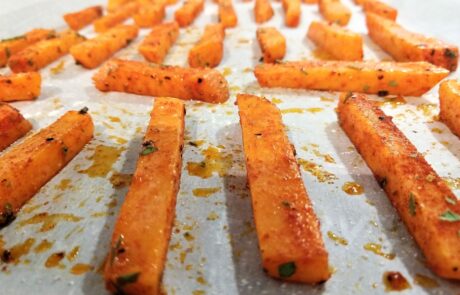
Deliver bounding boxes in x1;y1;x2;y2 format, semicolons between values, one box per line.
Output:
70;25;138;69
188;24;225;68
257;27;286;63
63;5;103;31
338;93;460;280
94;2;139;33
0;103;32;152
93;59;229;103
0;29;55;67
105;97;185;295
307;20;363;61
319;0;351;26
218;0;238;28
282;0;301;27
0;109;93;227
133;3;166;28
107;0;134;12
366;13;458;71
363;0;397;20
139;22;180;64
440;80;460;137
254;0;274;23
0;72;41;102
237;93;330;284
8;30;85;73
174;0;205;27
254;60;449;96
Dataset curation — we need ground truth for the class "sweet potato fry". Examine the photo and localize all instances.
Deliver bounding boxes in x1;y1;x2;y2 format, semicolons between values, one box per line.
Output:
440;80;460;137
257;27;286;63
218;0;238;28
188;24;225;68
319;0;351;26
237;94;330;284
307;20;363;61
353;0;367;5
0;109;93;227
303;0;318;3
8;30;85;73
0;103;32;152
138;22;179;64
0;29;55;68
174;0;205;27
0;72;41;102
93;59;229;103
63;5;103;31
366;13;458;71
254;0;274;23
363;0;397;20
70;25;138;69
105;97;185;295
107;0;134;12
282;0;301;27
254;60;449;96
133;3;165;28
94;2;139;33
338;93;460;279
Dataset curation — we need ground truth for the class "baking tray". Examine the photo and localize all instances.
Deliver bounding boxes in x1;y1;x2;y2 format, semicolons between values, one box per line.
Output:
0;0;460;294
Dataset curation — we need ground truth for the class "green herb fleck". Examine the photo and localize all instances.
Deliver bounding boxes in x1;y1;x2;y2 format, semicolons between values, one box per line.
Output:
445;196;457;205
116;272;140;285
408;192;416;216
378;177;387;188
278;261;296;278
388;80;398;87
439;210;460;222
444;49;457;59
141;141;158;156
362;84;370;92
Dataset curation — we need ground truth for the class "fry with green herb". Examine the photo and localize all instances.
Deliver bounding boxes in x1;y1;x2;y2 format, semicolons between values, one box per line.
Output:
0;103;32;152
105;97;185;294
138;22;179;64
188;23;225;68
338;93;460;279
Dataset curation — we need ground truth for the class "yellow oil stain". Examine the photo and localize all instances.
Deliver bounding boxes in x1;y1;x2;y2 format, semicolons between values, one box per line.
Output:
281;108;323;114
91;212;109;218
312;48;335;60
383;271;411;291
321;97;335;102
443;177;460;190
22;204;42;214
70;263;93;275
184;232;195;242
34;239;54;253
207;211;219;221
66;246;80;262
222;67;232;77
45;252;65;268
298;159;337;183
271;97;283;104
196;276;207;285
192;291;205;295
55;178;73;191
18;213;82;232
3;238;36;264
186;146;233;179
378;96;407;109
109;135;128;144
327;231;348;246
110;172;132;188
307;145;336;163
79;145;125;178
108;116;121;123
342;182;364;195
242;67;252;73
413;273;439;288
192;187;221;198
50;60;65;75
431;128;443;134
416;103;437;118
363;243;395;260
230;85;241;92
106;199;118;209
238;38;250;44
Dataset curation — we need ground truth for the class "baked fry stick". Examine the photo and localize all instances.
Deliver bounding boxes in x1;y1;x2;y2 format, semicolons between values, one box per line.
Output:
0;103;32;152
93;59;229;103
307;20;363;61
254;60;449;96
319;0;351;26
440;80;460;137
218;0;238;28
366;13;459;71
94;2;139;33
237;94;330;284
8;30;85;73
0;29;55;67
188;24;225;68
282;0;301;27
0;73;41;102
257;27;286;63
0;109;93;227
363;0;397;20
71;25;138;69
174;0;205;27
133;3;165;28
107;0;133;12
254;0;274;23
105;97;185;295
338;93;460;279
63;5;103;31
138;22;179;64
